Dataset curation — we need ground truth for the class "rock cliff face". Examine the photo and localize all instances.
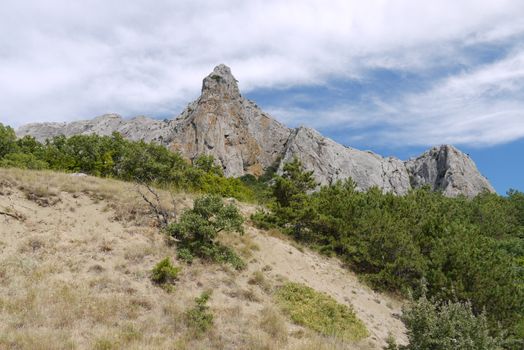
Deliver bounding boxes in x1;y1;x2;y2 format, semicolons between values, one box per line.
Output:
280;127;411;195
16;64;494;197
405;145;495;197
17;114;174;143
167;64;291;177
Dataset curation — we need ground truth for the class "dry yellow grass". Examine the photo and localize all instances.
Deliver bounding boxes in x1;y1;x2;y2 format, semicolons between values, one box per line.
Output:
0;168;405;349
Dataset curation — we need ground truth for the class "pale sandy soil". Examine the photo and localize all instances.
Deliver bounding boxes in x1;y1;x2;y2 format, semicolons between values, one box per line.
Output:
0;168;405;349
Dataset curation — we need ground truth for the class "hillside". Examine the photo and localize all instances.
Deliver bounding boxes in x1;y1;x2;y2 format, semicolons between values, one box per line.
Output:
0;168;406;350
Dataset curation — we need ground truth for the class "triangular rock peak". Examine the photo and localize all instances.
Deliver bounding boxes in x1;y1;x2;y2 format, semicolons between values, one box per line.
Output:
167;65;291;177
201;64;241;100
16;64;494;197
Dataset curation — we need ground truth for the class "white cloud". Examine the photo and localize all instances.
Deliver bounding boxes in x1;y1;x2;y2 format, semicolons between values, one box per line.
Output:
383;48;524;146
281;48;524;147
0;0;523;147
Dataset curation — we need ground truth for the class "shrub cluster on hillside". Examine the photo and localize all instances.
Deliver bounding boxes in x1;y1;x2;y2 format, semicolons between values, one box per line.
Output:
0;123;258;201
166;194;246;270
253;158;524;347
386;288;504;350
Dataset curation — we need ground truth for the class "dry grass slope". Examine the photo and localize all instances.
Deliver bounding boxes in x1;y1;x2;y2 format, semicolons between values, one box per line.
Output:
0;168;406;349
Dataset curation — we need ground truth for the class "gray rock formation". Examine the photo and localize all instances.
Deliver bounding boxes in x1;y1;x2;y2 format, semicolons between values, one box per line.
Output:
167;64;292;177
280;127;411;195
405;145;495;197
17;114;174;143
16;64;494;197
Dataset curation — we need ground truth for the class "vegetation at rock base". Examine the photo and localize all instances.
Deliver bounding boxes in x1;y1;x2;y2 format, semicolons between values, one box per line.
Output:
275;282;368;341
0;123;256;201
254;159;524;348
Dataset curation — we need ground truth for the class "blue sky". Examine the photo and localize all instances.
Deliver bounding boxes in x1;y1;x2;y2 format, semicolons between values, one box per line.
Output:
1;1;523;193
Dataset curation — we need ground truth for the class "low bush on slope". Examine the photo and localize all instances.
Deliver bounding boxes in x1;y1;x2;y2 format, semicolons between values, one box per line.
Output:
386;288;504;350
150;257;181;290
275;282;368;342
166;194;246;270
254;158;524;348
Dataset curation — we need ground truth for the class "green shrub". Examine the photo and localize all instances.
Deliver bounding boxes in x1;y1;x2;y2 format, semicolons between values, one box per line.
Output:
0;123;18;158
150;257;180;285
185;291;213;334
275;282;368;341
213;245;246;270
176;247;194;264
166;195;245;269
193;154;223;176
399;293;503;350
0;153;48;170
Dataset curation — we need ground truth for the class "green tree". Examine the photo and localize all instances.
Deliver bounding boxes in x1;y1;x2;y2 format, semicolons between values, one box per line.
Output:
193;154;223;176
262;158;318;236
0;123;18;158
42;135;76;170
16;135;45;156
508;189;524;227
272;158;316;208
166;195;245;269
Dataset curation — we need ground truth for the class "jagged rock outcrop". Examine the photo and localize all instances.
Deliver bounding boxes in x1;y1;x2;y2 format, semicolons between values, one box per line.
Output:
17;114;174;143
405;145;495;197
16;64;494;197
167;64;291;177
280;127;411;194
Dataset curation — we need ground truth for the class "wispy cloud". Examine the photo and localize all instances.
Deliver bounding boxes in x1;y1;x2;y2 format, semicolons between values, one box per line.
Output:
269;48;524;147
0;0;523;148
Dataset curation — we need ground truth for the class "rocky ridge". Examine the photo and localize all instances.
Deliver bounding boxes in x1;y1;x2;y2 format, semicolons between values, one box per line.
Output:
17;64;494;197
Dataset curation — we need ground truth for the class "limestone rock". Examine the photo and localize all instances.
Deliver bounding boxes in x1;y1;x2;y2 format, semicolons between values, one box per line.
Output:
17;114;174;144
405;145;495;197
168;64;291;177
279;127;412;194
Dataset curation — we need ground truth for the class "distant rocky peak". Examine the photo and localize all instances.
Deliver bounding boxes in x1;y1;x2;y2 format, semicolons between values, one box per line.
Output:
405;144;495;197
201;64;241;100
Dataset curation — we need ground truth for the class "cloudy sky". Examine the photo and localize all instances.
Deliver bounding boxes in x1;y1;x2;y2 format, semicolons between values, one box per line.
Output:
1;0;523;192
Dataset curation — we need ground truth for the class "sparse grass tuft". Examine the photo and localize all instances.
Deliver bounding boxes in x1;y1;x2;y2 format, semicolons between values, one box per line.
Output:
241;288;261;302
275;282;368;341
93;338;114;350
260;306;288;343
248;270;272;293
